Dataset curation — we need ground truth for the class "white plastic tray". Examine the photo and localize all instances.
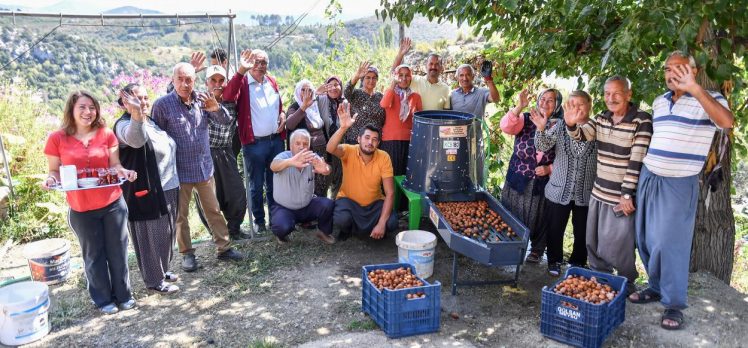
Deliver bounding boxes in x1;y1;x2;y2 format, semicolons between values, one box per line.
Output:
52;178;126;192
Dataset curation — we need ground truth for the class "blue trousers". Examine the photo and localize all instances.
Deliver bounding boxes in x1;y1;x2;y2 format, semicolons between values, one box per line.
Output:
242;136;284;225
270;197;334;238
635;165;699;310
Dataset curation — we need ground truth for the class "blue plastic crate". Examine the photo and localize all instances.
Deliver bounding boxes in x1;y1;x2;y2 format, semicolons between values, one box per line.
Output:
362;263;441;338
540;267;627;348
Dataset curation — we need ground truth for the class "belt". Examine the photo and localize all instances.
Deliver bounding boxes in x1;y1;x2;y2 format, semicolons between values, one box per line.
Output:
254;133;279;141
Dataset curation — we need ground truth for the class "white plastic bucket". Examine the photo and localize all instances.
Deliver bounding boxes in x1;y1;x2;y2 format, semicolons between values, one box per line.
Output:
22;238;71;285
0;281;50;346
396;230;437;278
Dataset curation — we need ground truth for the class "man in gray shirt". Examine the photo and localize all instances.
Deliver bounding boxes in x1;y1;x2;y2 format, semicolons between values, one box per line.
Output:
270;129;336;245
450;64;500;118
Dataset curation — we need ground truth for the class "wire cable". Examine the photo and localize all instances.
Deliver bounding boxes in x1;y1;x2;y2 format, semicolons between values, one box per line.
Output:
0;24;60;71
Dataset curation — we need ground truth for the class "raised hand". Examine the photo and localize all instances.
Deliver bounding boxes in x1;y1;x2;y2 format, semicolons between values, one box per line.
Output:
119;90;143;120
670;64;699;94
337;101;357;130
529;107;549;131
356;61;371;79
310;154;329;173
562;100;585;127
315;83;329;96
238;49;255;74
300;88;314;110
517;89;530;110
190;52;206;73
198;92;220;112
398;37;412;56
289;149;316;169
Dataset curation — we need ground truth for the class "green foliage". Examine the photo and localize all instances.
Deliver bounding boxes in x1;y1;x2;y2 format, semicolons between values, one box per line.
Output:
0;80;67;243
279;38;396;96
379;0;748;160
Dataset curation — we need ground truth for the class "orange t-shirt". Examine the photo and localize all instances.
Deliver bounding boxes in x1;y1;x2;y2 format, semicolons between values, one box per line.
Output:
379;89;422;141
44;128;122;212
337;144;393;206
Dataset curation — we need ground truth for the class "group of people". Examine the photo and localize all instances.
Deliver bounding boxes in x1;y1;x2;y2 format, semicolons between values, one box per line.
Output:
499;51;733;330
42;37;732;331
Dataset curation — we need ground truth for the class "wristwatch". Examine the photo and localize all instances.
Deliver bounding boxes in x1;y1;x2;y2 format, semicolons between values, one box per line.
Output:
622;194;631;200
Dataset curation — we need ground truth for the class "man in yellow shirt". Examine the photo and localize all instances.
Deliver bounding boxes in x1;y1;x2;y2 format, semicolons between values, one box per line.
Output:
326;101;398;240
391;37;451;111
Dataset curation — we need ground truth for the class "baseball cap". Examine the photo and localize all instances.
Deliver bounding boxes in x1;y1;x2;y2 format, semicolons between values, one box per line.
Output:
205;65;226;79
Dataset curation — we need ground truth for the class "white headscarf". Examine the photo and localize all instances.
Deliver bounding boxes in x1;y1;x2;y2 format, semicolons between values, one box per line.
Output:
393;64;413;122
294;79;323;129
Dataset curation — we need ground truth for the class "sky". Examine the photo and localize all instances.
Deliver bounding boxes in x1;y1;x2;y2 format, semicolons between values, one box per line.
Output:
4;0;383;23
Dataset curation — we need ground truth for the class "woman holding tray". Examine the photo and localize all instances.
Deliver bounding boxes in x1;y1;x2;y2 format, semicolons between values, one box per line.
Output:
42;90;137;315
114;83;180;294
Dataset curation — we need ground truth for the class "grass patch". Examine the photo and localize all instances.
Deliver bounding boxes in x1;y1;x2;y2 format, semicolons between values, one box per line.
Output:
247;338;284;348
347;318;377;331
49;293;89;328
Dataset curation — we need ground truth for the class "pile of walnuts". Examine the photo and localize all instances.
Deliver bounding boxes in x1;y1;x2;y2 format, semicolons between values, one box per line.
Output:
553;275;618;304
434;200;516;241
367;267;424;291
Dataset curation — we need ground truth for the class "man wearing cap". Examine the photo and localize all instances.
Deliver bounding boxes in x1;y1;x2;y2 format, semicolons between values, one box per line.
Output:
391;37;451;111
151;63;245;272
195;65;250;241
223;49;286;233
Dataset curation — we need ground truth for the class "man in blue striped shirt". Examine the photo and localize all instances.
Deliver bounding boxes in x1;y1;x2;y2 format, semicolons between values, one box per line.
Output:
629;51;733;330
152;63;246;272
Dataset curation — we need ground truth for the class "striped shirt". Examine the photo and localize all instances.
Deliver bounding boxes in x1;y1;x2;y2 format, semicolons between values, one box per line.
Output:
568;103;653;205
643;90;728;177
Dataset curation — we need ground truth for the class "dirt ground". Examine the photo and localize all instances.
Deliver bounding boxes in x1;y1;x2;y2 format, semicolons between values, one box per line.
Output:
1;219;747;348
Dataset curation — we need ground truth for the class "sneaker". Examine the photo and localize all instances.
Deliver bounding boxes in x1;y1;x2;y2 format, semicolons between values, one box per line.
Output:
118;299;136;311
548;263;561;276
314;230;336;245
230;230;252;241
149;282;180;294
217;248;245;261
164;272;179;282
100;303;119;315
525;252;541;264
181;254;198;272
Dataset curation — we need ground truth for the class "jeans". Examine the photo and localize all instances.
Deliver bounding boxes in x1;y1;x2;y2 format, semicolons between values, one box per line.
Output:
242;136;284;225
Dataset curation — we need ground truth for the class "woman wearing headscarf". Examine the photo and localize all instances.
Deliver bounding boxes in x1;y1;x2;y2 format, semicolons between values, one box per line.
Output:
286;79;331;197
499;88;561;264
114;83;180;294
314;75;347;198
379;64;422;176
534;90;598;276
344;61;386;144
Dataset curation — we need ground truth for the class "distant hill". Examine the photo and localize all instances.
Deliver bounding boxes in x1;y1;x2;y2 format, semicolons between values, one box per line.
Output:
103;6;161;15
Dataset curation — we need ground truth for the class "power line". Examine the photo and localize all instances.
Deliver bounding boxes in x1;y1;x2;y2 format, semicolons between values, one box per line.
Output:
264;0;323;51
0;24;60;72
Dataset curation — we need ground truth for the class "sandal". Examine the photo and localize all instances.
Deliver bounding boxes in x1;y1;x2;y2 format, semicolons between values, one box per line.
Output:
525;252;541;264
661;308;684;330
164;272;179;282
628;288;661;304
149;283;180;294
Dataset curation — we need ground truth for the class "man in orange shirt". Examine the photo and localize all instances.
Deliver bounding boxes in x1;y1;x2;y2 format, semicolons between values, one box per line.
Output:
326;101;399;240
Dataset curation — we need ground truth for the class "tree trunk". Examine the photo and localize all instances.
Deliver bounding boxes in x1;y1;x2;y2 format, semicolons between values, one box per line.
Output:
689;20;735;283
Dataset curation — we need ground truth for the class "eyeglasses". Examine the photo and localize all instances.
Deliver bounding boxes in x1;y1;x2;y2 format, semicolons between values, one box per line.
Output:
253;60;268;66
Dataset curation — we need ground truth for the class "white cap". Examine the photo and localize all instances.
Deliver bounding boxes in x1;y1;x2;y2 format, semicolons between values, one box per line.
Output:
205;65;226;79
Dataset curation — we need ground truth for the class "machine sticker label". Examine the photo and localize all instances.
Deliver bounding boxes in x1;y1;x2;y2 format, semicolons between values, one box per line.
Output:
445;149;458;155
446;154;457;162
429;206;439;227
439;125;468;138
442;140;460;149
